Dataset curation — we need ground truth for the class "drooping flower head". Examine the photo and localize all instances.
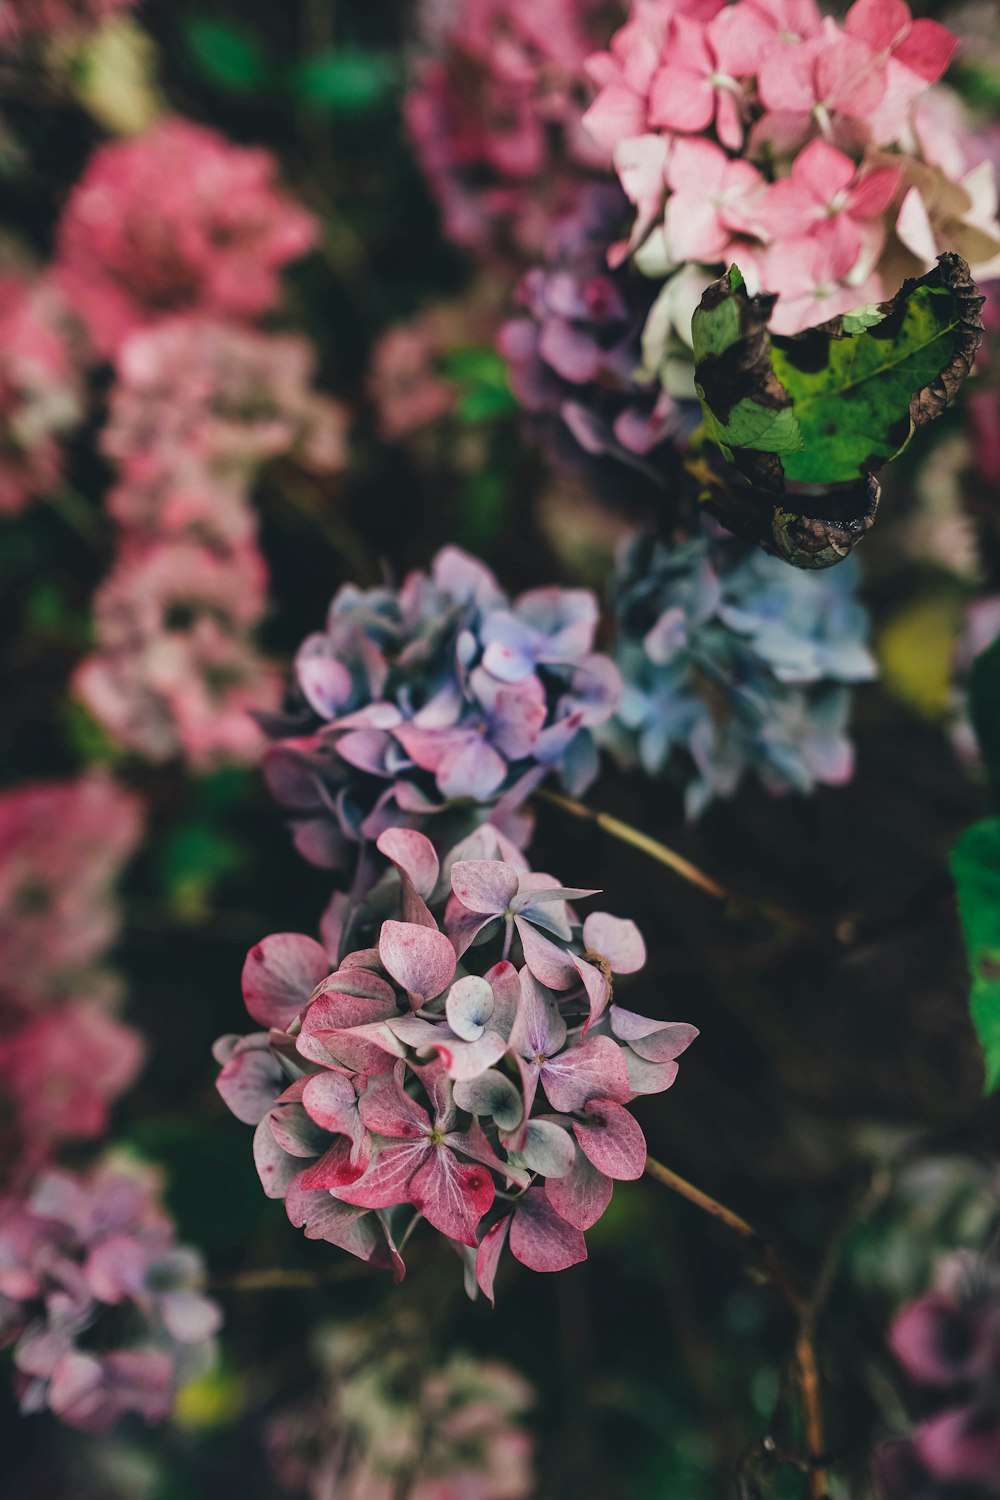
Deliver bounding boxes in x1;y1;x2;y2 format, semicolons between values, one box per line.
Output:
74;539;280;769
0;1160;221;1433
268;1320;535;1500
55;119;318;356
0;273;85;516
261;545;621;877
404;0;612;262
602;527;876;815
215;825;696;1293
878;1248;1000;1498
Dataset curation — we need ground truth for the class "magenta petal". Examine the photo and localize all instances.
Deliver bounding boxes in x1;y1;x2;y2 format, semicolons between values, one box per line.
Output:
378;920;456;1004
298;1137;368;1190
242;933;330;1029
572;955;610;1031
582;913;647;974
516;917;578;990
301;1071;362;1138
476;1215;511;1304
540;1035;631;1113
376;827;440;897
334;1139;429;1209
408;1146;495;1248
285;1174;382;1257
573;1099;646;1181
358;1067;432;1137
545;1151;613;1231
509;1187;587;1272
451;859;519;916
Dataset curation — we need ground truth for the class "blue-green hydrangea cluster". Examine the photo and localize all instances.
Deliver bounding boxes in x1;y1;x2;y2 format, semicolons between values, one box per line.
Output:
601;529;877;816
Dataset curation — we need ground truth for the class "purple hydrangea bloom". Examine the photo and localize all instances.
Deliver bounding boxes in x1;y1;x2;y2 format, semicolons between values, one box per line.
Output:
878;1250;1000;1498
262;546;620;882
214;826;696;1295
601;528;877;817
0;1162;221;1433
498;185;699;503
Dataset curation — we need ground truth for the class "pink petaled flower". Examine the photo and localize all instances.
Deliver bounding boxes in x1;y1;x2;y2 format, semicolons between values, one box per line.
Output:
0;1162;221;1433
844;0;956;147
55;119;318;357
368;319;458;441
764;138;900;272
0;1000;143;1148
648;7;766;151
74;539;280;769
0;774;142;1008
215;826;697;1292
759;229;882;336
0;0;133;46
0;273;85;516
663;138;767;266
267;1322;534;1500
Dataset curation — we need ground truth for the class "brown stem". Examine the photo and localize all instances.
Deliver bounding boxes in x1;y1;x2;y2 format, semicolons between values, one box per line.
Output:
645;1156;826;1495
536;788;822;939
215;1261;372;1292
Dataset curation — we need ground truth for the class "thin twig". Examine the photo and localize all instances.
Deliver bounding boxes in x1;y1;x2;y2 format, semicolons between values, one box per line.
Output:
537;788;822;938
645;1156;827;1494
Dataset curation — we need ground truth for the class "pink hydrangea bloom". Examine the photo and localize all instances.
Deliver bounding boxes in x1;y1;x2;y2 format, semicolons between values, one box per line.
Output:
75;539;280;769
55;119;318;357
267;1322;534;1500
0;0;133;46
0;774;142;1008
0;1162;221;1433
404;0;611;261
368;317;460;442
215;825;696;1292
0;273;85;516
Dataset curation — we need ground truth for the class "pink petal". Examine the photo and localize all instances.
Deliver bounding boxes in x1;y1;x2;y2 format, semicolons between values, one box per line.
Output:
610;1008;699;1063
509;1187;588;1272
215;1033;284;1125
540;1035;631;1114
572;954;610;1030
334;1139;430;1209
358;1066;432;1137
451;859;519;916
475;1215;511;1304
285;1174;384;1259
848;164;901;219
241;933;330;1029
515;917;578;990
582;913;647;974
301;1071;364;1139
545;1151;614;1231
409;1146;495;1247
509;969;568;1059
378;920;456;1004
376;826;440;897
572;1098;647;1180
298;1137;369;1190
252;1116;302;1200
893;18;956;83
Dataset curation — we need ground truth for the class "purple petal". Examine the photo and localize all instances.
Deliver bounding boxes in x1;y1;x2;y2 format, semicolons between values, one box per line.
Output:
378;920;456;1005
437;736;508;801
475;1215;511;1305
572;1098;646;1180
509;969;568;1059
408;1147;495;1247
545;1151;613;1230
516;918;578;990
252;1117;303;1200
582;914;647;974
451;859;519;916
610;1008;699;1063
540;1035;631;1114
215;1032;285;1125
285;1175;383;1259
509;1188;587;1272
376;828;440;898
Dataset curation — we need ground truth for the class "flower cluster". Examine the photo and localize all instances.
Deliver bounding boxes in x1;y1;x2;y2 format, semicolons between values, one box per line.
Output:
262;544;621;875
878;1250;1000;1497
585;0;1000;334
267;1321;534;1500
0;1161;220;1434
0;0;133;47
55;119;318;359
0;271;85;516
0;775;144;1179
404;0;610;263
602;528;876;815
62;122;348;769
216;824;696;1292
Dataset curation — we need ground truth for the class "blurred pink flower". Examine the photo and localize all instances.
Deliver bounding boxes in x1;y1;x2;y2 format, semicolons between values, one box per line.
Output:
0;0;133;46
0;273;84;516
55;119;318;357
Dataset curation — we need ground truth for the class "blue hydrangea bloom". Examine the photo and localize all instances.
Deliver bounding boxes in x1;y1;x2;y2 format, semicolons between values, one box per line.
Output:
602;529;877;816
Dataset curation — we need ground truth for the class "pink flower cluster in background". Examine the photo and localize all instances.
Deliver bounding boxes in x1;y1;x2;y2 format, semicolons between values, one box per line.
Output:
62;120;350;769
267;1322;535;1500
0;271;85;515
404;0;613;263
0;0;133;48
0;1162;220;1433
878;1250;1000;1497
584;0;999;338
216;824;696;1292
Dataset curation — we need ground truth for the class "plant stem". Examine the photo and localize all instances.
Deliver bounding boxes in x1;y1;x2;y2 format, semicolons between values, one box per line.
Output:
215;1261;371;1292
536;787;821;938
645;1156;827;1496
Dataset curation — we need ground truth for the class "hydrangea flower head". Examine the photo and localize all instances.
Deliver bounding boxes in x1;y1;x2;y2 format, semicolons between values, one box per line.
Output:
0;1161;221;1433
268;1321;535;1500
262;545;621;875
74;539;280;769
878;1249;1000;1497
0;273;85;516
215;825;696;1292
55;119;318;356
602;528;876;815
404;0;609;261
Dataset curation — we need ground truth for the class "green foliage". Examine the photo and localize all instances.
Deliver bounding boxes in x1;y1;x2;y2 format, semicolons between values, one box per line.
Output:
692;255;983;493
183;17;272;94
441;346;519;425
291;48;398;113
951;819;1000;1093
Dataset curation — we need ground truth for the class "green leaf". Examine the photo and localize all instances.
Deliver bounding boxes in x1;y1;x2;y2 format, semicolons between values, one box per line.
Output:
292;48;397;113
951;818;1000;1092
442;345;519;426
970;633;1000;806
183;18;272;94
